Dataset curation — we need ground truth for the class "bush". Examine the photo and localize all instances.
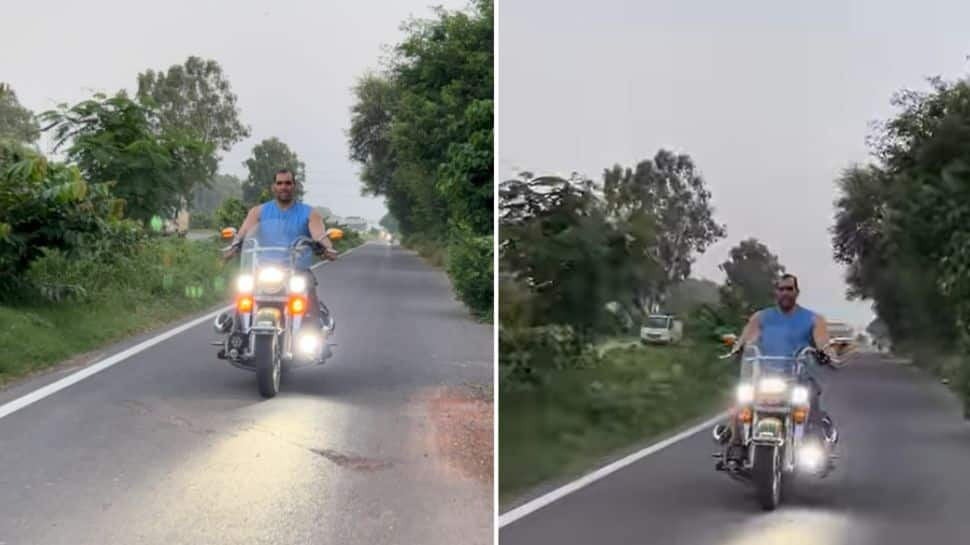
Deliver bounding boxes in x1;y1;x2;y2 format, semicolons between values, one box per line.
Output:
214;197;247;230
327;222;364;253
26;237;228;303
190;211;215;229
499;324;597;389
404;232;446;267
446;234;493;320
0;140;129;300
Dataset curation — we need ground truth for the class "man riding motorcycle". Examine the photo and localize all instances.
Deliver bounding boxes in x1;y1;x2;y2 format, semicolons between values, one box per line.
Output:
717;273;839;463
222;168;338;332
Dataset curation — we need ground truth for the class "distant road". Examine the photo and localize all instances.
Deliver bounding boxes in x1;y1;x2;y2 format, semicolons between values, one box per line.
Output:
0;242;493;545
186;229;216;241
501;353;970;544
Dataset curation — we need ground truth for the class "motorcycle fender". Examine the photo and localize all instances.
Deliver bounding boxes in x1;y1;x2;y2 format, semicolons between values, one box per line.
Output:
252;307;281;333
753;416;784;444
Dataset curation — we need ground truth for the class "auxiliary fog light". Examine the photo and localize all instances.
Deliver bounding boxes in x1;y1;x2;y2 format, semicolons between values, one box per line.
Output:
798;442;825;472
298;331;321;356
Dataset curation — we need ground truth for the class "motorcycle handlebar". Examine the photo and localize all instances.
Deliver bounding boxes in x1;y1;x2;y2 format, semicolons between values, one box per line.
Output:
719;342;847;369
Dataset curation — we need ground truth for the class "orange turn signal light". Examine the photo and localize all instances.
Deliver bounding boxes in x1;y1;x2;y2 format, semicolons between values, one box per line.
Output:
288;294;307;316
793;408;808;424
739;407;753;424
237;295;254;313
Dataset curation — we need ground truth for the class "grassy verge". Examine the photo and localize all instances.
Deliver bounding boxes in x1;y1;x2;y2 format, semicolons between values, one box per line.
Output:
403;233;493;322
0;235;365;387
0;293;223;386
406;235;447;268
499;338;734;506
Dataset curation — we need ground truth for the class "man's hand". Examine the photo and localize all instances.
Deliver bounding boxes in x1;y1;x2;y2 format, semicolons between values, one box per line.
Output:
222;238;243;262
816;349;834;366
312;239;338;261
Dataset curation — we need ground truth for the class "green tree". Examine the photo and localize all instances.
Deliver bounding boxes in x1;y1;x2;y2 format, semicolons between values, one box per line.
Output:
666;278;722;315
137;56;250;154
348;0;493;239
242;137;306;204
192;173;242;214
602;150;726;310
500;174;629;335
349;75;397;201
0;83;40;143
831;71;970;412
719;238;785;315
41;93;213;223
379;212;401;234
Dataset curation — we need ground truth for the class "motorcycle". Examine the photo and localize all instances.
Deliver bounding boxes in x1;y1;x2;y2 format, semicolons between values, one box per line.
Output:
212;223;344;398
711;339;847;510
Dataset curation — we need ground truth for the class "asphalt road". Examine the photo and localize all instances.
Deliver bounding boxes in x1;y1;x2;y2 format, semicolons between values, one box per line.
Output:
500;353;970;545
0;242;493;545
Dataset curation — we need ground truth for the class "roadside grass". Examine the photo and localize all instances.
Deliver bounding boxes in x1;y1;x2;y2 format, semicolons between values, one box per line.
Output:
0;293;223;386
404;233;493;323
407;235;447;268
0;235;366;387
499;338;735;506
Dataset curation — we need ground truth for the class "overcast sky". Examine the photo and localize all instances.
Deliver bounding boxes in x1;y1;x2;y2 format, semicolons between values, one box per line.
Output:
1;0;467;223
499;0;970;329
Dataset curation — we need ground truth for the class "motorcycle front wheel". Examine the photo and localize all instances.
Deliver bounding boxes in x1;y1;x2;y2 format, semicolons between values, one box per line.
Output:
254;334;281;398
753;445;782;511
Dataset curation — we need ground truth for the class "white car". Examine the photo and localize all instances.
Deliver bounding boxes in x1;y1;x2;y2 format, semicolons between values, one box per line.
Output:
640;314;683;345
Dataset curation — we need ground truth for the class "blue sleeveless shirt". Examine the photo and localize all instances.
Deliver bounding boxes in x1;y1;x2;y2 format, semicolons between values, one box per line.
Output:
758;305;816;358
256;200;313;270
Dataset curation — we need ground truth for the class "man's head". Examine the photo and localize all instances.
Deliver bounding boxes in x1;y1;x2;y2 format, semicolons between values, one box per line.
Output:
273;169;296;204
775;273;799;312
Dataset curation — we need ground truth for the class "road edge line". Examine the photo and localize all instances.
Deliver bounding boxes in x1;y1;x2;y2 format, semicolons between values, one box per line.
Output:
0;307;229;420
0;243;366;421
498;411;728;528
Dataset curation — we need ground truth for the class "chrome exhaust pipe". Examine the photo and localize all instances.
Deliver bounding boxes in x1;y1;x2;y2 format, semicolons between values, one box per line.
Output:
213;312;234;334
712;424;732;444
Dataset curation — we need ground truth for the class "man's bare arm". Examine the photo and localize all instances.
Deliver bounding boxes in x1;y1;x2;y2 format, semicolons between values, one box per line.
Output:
236;205;261;239
813;314;833;355
308;210;335;251
739;311;761;346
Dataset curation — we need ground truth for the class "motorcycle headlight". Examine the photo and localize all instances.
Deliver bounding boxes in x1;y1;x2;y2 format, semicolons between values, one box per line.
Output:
236;274;254;293
758;377;787;395
289;275;307;293
736;383;754;404
257;267;285;293
791;385;811;406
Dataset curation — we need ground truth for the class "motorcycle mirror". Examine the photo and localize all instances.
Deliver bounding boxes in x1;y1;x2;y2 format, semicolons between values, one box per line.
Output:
222;227;237;239
830;338;854;355
326;228;344;241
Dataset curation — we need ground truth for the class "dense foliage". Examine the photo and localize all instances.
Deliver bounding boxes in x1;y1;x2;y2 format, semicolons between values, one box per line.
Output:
242;137;307;204
831;73;970;414
0;140;135;299
41;93;214;222
137;56;250;155
719;238;786;317
0;84;40;143
348;0;493;318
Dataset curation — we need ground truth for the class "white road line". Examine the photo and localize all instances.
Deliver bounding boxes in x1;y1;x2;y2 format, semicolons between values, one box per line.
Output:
498;411;729;528
0;244;364;421
0;308;228;420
